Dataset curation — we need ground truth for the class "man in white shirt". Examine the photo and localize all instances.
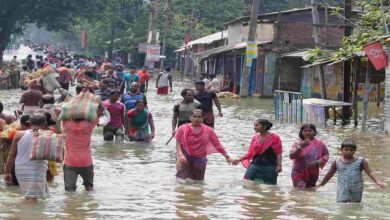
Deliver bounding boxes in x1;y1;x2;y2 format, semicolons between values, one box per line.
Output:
210;74;220;92
200;73;211;90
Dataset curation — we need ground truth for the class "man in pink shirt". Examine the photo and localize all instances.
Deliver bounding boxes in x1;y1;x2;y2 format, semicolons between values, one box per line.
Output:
63;120;97;191
62;90;103;192
102;90;125;141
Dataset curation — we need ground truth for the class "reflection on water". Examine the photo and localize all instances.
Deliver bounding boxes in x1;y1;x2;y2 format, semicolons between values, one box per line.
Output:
0;79;389;219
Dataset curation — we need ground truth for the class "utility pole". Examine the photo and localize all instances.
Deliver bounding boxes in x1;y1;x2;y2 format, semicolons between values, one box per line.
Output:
150;0;160;46
160;0;171;70
311;0;327;99
240;0;260;98
184;1;195;78
385;39;390;134
343;0;353;118
145;0;160;70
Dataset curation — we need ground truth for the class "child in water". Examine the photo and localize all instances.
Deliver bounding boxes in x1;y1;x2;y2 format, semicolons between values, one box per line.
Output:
317;140;384;203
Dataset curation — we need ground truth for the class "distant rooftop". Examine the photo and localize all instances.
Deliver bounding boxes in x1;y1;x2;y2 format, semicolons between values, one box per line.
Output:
224;6;361;26
175;30;228;51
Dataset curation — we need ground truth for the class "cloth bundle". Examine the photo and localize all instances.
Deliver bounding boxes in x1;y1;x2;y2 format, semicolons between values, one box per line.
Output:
58;91;100;122
30;130;64;163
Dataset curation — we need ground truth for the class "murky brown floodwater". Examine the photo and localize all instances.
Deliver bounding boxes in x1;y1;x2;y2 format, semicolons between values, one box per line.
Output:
1;77;389;219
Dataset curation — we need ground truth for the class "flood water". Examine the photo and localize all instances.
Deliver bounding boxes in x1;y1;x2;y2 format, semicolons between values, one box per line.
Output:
0;78;389;219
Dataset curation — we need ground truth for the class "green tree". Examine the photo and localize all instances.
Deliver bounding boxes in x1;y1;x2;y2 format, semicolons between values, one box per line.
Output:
0;0;102;62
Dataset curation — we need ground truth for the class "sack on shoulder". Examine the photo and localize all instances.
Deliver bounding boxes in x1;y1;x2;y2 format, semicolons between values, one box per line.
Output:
30;130;64;163
58;91;100;122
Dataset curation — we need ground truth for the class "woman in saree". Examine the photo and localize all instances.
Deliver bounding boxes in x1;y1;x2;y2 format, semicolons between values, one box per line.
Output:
289;123;329;189
232;119;282;185
175;109;232;181
127;99;155;142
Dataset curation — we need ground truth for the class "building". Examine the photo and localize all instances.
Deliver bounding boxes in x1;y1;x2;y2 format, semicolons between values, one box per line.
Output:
176;6;360;96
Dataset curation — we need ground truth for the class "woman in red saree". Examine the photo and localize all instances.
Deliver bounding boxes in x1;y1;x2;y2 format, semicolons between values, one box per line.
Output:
232;119;282;185
175;109;231;181
289;124;329;189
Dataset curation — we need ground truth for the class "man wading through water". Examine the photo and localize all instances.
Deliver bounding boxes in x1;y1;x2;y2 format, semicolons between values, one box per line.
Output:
194;81;223;128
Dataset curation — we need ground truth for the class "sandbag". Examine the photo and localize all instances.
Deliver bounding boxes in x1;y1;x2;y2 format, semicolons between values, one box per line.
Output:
58;91;100;122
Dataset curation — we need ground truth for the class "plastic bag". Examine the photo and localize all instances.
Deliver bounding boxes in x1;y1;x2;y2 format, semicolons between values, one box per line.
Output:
98;109;111;127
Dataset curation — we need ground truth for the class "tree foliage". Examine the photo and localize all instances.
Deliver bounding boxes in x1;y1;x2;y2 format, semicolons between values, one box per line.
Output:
332;0;390;60
0;0;102;61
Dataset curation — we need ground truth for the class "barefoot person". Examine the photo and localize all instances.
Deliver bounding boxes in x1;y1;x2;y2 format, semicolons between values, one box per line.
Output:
289;124;329;189
4;113;49;202
317;140;384;203
175;109;231;181
232;119;282;185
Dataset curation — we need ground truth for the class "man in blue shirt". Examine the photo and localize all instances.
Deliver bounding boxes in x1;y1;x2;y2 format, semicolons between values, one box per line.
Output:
120;66;140;94
121;82;146;136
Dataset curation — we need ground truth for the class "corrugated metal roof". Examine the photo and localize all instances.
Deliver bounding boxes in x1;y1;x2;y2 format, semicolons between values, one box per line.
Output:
224;6;361;26
174;30;228;52
195;41;272;59
282;50;310;58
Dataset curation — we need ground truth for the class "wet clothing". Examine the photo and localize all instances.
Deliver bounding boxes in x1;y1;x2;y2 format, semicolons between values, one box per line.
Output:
121;92;147;111
127;109;152;141
173;100;202;126
63;165;94;191
241;133;282;184
103;125;124;141
138;70;150;93
157;86;169;95
15;130;48;198
290;138;329;188
176;152;207;181
194;91;217;113
157;72;170;88
175;124;228;158
63;120;96;167
336;157;364;203
103;100;125;128
175;124;227;181
194;91;217;127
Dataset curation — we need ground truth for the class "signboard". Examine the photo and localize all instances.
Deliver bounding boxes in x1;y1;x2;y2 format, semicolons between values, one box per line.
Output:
138;43;148;53
81;31;87;49
146;44;161;62
245;41;257;67
363;41;388;71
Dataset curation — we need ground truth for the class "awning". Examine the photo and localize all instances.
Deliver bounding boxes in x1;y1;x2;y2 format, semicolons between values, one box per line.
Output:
301;60;333;68
282;50;311;58
196;41;272;59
